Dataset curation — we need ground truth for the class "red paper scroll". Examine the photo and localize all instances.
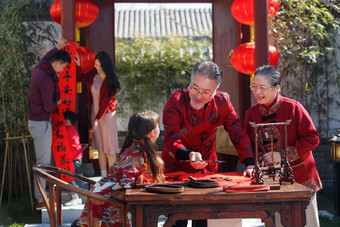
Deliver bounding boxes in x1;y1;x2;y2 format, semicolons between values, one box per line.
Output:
51;42;77;182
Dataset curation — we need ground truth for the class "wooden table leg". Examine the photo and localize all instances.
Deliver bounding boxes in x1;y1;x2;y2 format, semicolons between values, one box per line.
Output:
290;202;306;227
133;205;159;227
135;205;144;227
280;202;307;227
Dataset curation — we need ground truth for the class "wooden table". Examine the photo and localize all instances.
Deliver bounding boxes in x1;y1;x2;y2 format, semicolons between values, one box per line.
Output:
125;175;314;227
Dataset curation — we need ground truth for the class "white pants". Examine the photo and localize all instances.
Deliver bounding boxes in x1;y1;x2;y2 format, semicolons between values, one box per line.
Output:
275;192;319;227
28;120;53;202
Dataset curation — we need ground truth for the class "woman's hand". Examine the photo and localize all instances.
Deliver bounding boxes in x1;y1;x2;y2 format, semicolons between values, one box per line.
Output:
189;152;208;169
75;53;81;66
263;152;281;165
90;119;98;133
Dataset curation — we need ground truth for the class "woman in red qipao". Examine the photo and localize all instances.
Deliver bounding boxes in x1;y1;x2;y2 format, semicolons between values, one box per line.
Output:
73;111;165;227
243;65;322;227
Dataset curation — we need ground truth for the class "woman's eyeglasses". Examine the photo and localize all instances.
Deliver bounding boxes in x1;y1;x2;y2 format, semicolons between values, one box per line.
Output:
249;85;274;93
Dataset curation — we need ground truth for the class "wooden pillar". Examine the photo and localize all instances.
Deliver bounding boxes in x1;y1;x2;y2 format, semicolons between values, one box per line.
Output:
61;0;76;41
239;24;251;120
213;0;241;115
87;0;115;65
254;0;269;68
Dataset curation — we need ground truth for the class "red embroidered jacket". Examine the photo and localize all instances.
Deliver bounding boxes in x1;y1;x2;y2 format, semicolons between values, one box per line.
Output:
161;88;254;174
76;67;117;121
244;94;322;192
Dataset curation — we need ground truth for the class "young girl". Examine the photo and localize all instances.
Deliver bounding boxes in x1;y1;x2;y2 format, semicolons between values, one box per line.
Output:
74;110;164;227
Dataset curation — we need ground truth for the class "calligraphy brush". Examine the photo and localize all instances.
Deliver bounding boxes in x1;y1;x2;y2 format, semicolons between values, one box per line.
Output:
180;160;226;163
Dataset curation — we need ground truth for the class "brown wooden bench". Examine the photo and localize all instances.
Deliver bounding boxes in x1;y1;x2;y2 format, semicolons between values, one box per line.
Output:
32;164;127;227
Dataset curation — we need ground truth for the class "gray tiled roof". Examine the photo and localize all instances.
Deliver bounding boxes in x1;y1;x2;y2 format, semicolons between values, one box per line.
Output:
114;8;212;39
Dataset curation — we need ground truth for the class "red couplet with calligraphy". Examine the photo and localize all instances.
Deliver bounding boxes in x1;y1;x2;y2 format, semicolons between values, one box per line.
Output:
51;42;77;182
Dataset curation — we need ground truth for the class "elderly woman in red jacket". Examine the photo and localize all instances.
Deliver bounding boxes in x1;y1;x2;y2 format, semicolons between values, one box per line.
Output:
243;65;322;227
76;51;121;177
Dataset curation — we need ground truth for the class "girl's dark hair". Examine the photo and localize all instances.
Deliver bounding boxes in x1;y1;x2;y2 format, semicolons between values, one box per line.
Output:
95;51;121;97
63;110;78;125
120;110;164;183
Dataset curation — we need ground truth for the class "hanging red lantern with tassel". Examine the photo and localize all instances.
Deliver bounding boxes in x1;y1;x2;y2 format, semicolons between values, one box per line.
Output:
77;47;96;74
231;0;279;26
50;0;99;28
231;42;279;75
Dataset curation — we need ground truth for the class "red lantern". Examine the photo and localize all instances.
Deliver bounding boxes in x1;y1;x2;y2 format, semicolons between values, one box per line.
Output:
77;47;96;74
231;0;254;26
231;0;279;26
50;0;99;28
231;42;279;75
268;45;279;68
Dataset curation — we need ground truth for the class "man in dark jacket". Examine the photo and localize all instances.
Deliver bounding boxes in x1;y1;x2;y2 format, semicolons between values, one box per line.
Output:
28;38;71;209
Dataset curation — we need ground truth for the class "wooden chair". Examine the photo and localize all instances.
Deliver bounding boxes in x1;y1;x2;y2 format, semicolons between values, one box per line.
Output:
32;164;128;227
